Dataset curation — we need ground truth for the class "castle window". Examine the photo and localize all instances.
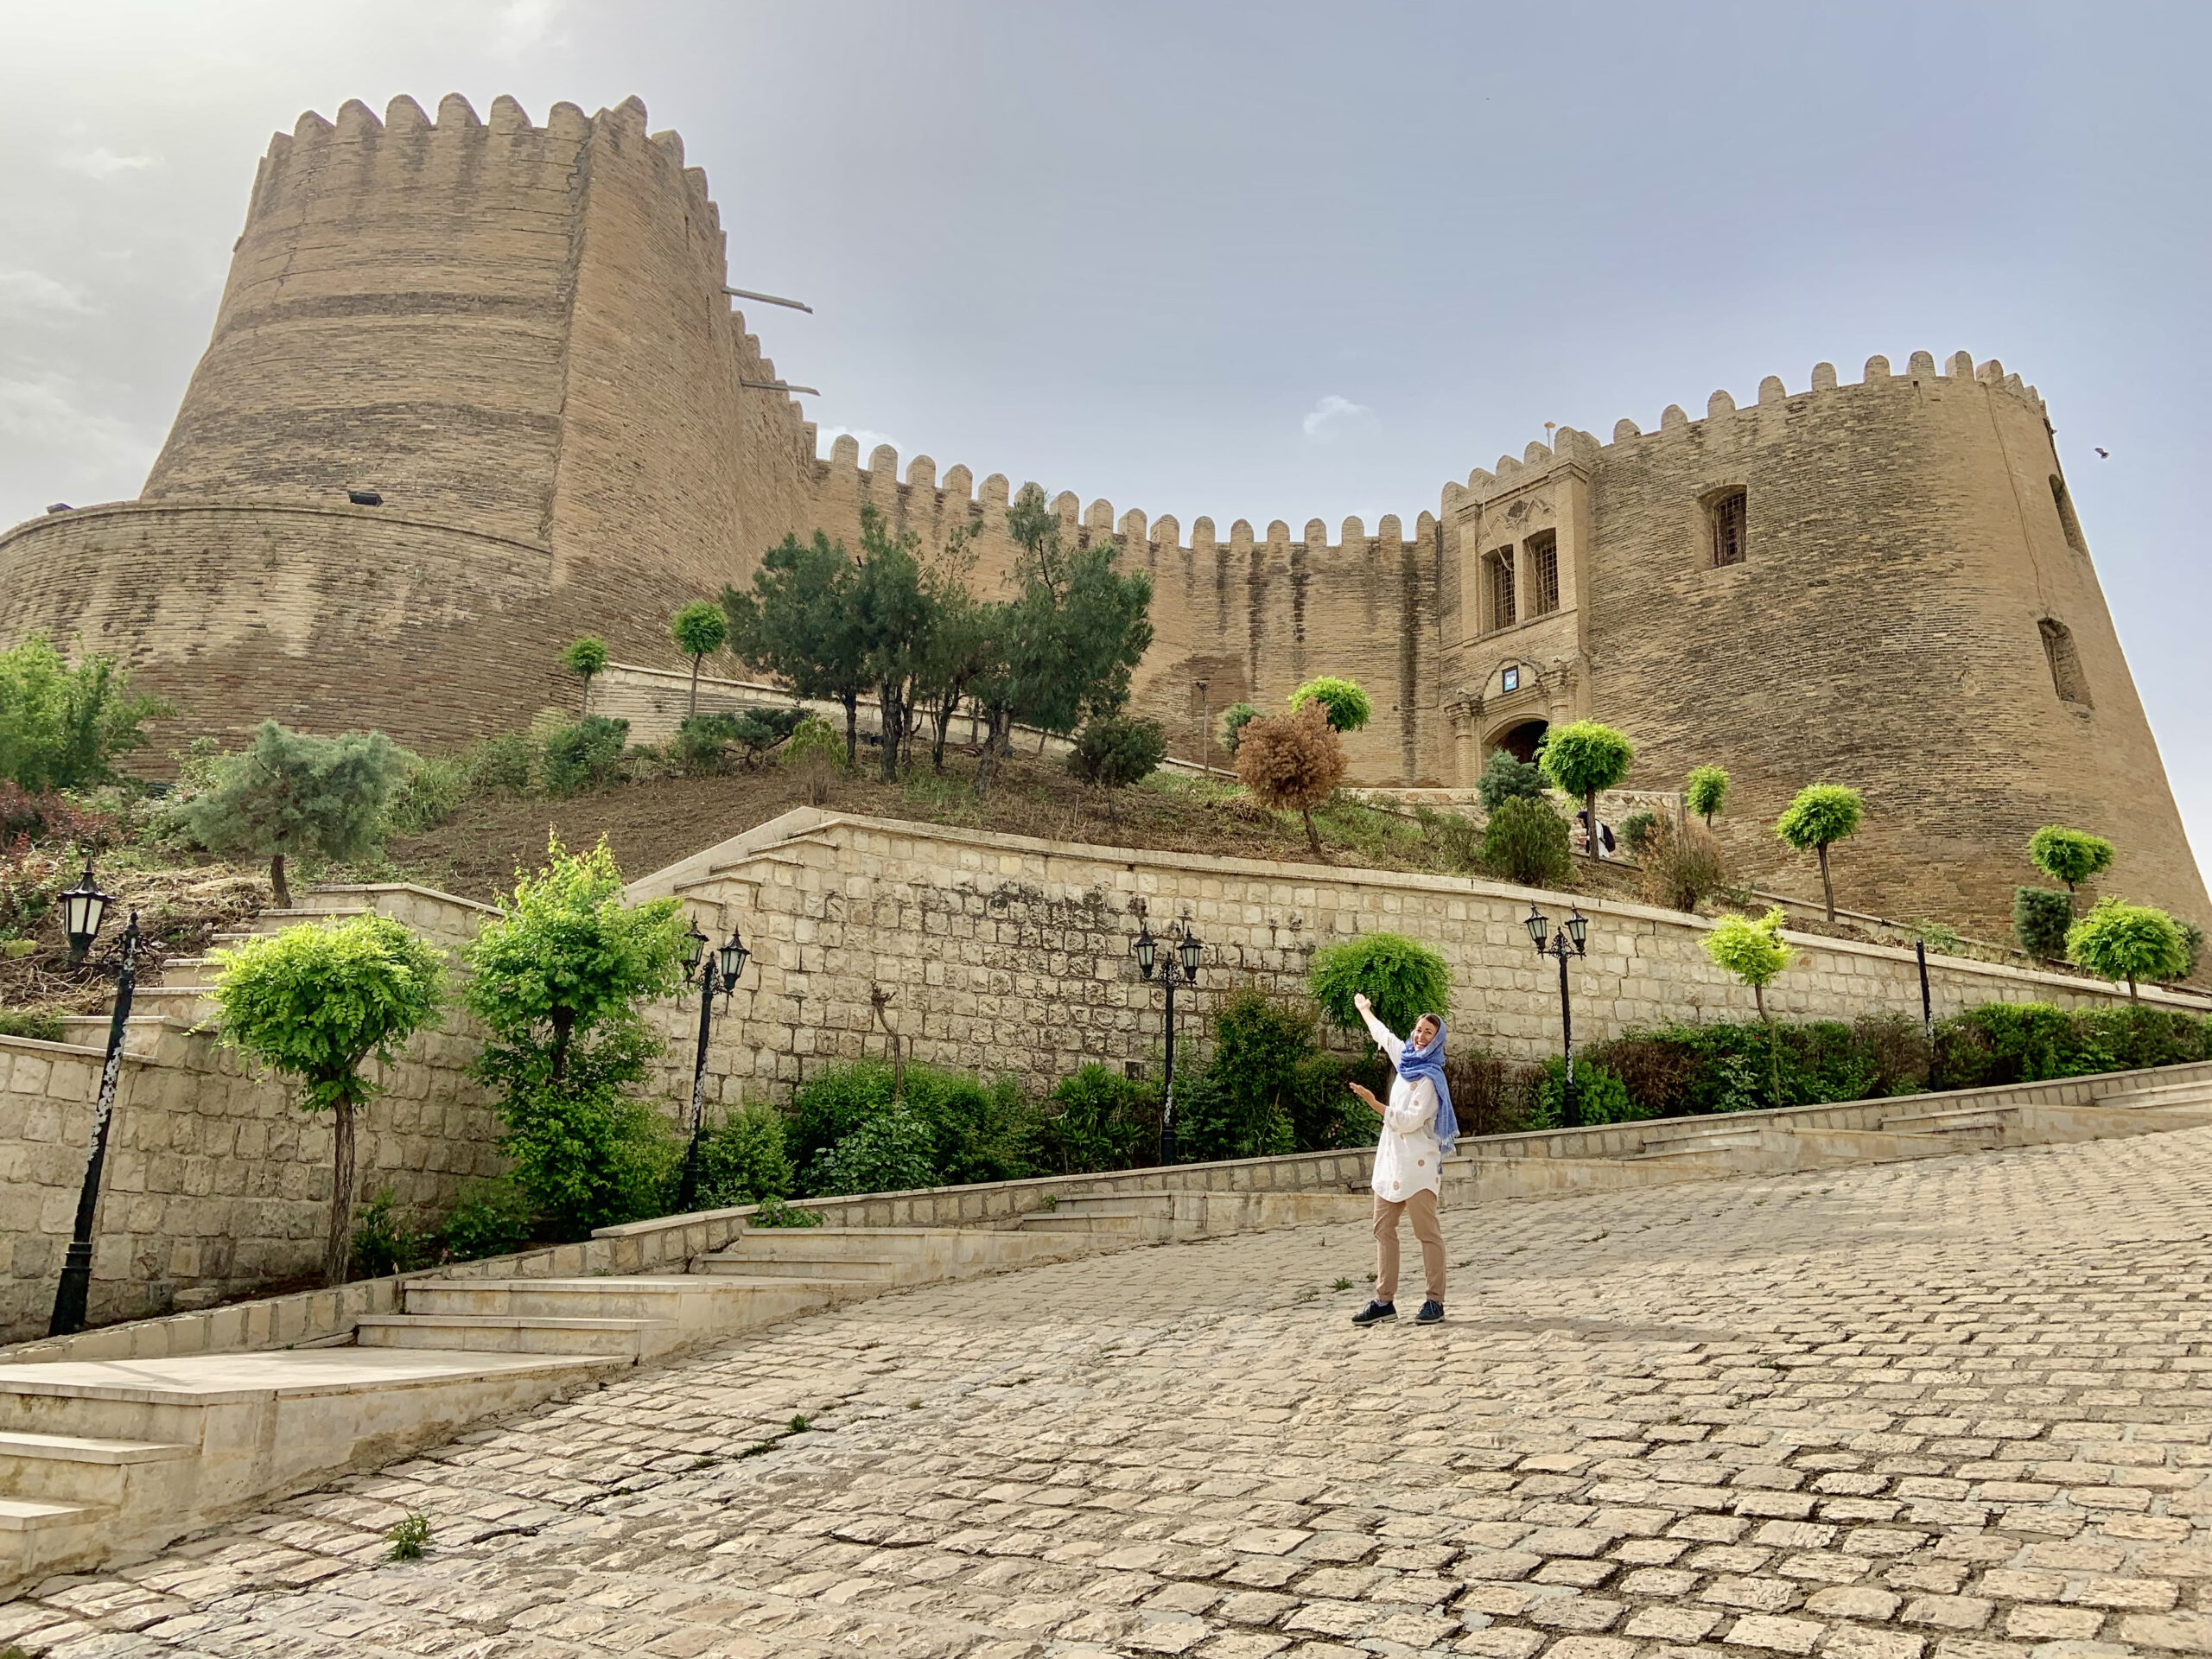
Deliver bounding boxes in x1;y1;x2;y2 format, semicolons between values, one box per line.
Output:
1486;548;1516;631
1710;490;1748;567
2050;477;2088;555
1525;531;1560;615
2040;618;2092;708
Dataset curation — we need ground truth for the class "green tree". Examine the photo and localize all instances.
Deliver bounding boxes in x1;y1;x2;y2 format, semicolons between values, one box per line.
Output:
780;715;845;805
916;582;1002;773
1701;908;1793;1106
1685;764;1729;828
2014;887;2074;960
0;631;171;792
1065;715;1166;823
2028;825;2115;908
1774;783;1865;925
1307;932;1452;1038
670;602;728;717
1476;749;1547;812
1221;702;1259;756
1289;677;1373;734
723;531;868;762
561;636;608;718
2067;896;2189;1001
209;913;448;1285
1538;721;1636;857
182;721;408;909
461;837;689;1237
1483;795;1572;887
852;504;938;781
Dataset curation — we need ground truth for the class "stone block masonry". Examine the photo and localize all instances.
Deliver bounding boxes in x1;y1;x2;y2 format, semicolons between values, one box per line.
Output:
630;809;2203;1108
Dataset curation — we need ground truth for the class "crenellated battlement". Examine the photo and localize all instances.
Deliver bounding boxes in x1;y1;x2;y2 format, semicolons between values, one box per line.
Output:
804;434;1437;578
1443;347;2048;513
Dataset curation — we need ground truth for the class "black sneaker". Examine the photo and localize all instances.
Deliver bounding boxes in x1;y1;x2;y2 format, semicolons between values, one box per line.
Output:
1416;1300;1445;1325
1351;1300;1397;1326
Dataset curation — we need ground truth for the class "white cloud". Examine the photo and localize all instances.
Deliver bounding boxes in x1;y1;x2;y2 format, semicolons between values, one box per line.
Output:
0;270;94;320
493;0;565;55
1302;394;1377;442
0;377;149;478
56;147;161;180
815;426;904;461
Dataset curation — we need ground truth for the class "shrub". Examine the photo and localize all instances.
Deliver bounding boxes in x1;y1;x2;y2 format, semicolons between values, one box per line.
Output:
1529;1058;1645;1129
1307;932;1452;1039
1232;706;1347;853
182;721;409;909
1221;702;1259;756
1911;920;1963;957
1620;811;1658;858
1483;795;1571;887
1065;715;1166;821
1288;677;1373;734
1441;1052;1539;1139
692;1101;793;1208
210;913;448;1284
1639;817;1728;912
787;1059;1040;1194
1476;749;1547;812
674;710;795;776
0;631;170;793
1538;721;1635;851
780;715;845;805
2182;922;2206;981
540;716;629;796
561;636;608;717
809;1104;940;1196
461;836;688;1236
2028;825;2114;899
385;751;468;835
1685;764;1729;827
464;731;537;794
1188;984;1363;1160
351;1187;434;1279
0;1009;66;1043
2068;896;2190;1000
2014;886;2074;959
751;1194;823;1228
1412;804;1484;874
437;1179;533;1262
1029;1064;1157;1174
1775;783;1865;924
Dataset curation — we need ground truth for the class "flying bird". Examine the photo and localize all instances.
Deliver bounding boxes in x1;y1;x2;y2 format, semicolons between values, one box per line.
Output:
2095;448;2110;458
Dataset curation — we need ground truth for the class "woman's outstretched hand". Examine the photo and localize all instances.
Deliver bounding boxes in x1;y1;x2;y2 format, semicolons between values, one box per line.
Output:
1353;992;1371;1014
1348;1080;1382;1112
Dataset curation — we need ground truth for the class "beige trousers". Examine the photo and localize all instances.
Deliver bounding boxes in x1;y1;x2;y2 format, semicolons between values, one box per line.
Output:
1372;1188;1445;1304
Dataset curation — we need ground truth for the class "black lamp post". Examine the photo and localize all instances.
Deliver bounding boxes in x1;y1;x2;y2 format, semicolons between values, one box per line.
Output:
50;861;137;1338
677;919;751;1212
1133;918;1204;1165
1525;902;1589;1129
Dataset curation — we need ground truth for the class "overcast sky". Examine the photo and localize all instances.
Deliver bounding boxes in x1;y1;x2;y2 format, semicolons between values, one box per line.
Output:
1;0;2205;867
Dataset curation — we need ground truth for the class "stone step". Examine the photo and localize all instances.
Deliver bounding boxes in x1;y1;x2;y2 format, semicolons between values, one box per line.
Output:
404;1274;846;1332
1045;1194;1178;1218
689;1254;910;1281
1881;1106;2017;1135
1014;1214;1150;1235
0;1495;108;1534
356;1314;680;1358
2096;1081;2212;1109
0;1431;198;1510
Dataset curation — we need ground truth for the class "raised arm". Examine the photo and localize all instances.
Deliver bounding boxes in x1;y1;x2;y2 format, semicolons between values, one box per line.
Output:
1353;992;1404;1065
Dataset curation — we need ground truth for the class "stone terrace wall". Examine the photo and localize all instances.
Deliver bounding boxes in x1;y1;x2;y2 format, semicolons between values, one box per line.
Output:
630;810;2205;1110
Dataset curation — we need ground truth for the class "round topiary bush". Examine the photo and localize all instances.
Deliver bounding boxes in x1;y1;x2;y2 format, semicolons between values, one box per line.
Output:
1288;677;1374;734
1307;932;1452;1038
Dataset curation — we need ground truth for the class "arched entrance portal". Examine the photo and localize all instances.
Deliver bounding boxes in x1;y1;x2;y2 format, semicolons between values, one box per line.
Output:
1493;719;1549;764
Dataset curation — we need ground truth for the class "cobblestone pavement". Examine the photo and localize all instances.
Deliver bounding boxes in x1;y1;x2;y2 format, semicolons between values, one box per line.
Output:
14;1127;2212;1659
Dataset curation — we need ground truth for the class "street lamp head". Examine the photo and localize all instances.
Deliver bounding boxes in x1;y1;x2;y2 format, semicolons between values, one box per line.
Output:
60;860;111;962
682;919;709;981
1523;904;1548;953
1176;925;1203;982
1134;919;1157;979
1565;906;1590;953
716;926;749;990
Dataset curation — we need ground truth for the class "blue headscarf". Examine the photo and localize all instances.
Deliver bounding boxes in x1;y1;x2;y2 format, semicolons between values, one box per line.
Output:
1395;1017;1457;1152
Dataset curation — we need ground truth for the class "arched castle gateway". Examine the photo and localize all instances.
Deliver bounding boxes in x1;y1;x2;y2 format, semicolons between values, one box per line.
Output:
0;93;2202;941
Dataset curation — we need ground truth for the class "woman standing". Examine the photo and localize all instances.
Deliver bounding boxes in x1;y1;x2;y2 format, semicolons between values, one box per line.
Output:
1346;991;1455;1326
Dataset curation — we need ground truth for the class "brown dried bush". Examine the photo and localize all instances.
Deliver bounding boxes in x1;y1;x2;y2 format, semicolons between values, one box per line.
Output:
1640;815;1729;912
1233;706;1347;852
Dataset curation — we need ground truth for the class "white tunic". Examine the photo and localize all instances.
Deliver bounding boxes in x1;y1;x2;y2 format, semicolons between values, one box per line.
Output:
1360;1006;1441;1202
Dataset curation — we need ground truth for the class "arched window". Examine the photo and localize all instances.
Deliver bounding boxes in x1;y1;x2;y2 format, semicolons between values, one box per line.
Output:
2039;619;2092;707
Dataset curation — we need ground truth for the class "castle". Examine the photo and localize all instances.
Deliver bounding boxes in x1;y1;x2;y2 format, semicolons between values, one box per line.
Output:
0;92;2202;943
